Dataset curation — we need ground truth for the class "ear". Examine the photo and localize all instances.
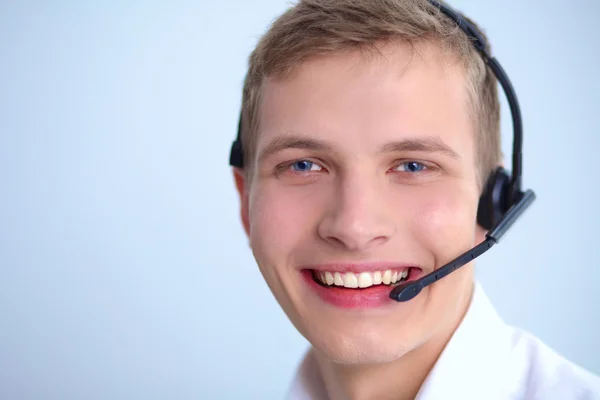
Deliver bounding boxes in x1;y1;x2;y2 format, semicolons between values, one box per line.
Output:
233;168;251;237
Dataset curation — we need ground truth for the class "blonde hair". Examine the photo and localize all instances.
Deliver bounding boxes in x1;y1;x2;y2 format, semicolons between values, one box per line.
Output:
240;0;502;189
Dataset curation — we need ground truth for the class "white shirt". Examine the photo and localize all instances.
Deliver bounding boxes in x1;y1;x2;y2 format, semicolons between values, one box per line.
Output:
286;282;600;399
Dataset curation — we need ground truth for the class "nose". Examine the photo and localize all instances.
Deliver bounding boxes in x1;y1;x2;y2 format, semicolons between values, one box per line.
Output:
317;174;396;251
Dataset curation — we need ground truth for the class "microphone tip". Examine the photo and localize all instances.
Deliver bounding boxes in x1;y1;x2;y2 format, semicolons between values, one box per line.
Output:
390;282;424;302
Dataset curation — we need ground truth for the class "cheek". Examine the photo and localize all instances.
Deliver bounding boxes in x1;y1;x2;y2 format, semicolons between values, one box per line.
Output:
247;183;321;258
411;184;479;254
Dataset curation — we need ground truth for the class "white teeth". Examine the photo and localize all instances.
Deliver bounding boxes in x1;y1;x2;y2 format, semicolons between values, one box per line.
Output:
383;270;392;285
343;272;358;288
358;272;373;288
334;272;344;286
315;269;411;288
325;271;334;285
373;271;382;285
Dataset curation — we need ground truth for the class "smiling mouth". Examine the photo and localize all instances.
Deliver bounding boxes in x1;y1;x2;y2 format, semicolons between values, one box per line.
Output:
311;268;414;289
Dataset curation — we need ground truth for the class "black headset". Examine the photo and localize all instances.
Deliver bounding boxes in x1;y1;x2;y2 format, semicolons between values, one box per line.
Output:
229;0;536;302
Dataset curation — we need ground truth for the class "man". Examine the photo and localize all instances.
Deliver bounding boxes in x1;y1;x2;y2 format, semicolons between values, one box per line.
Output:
230;0;600;398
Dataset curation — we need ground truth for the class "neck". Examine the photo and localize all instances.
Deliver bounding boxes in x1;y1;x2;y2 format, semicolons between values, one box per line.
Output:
312;283;475;400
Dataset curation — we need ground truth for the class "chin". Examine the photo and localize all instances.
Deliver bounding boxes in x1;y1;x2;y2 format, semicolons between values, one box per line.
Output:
318;336;414;365
302;319;420;365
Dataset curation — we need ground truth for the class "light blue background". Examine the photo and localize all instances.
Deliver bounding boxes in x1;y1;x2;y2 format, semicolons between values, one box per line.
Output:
1;0;598;398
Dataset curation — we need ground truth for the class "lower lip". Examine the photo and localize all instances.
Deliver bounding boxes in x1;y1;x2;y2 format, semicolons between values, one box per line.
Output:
301;269;422;309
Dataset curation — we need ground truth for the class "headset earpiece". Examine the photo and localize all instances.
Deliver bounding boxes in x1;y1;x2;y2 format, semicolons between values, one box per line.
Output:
477;167;511;230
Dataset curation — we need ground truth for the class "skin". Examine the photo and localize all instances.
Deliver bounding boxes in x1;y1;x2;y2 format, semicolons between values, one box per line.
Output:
233;41;489;400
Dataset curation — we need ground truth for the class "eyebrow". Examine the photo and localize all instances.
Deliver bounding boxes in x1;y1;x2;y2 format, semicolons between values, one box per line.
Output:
257;134;460;163
378;137;460;159
258;136;334;164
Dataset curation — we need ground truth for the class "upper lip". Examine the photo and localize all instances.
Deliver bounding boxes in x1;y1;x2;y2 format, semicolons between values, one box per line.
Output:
303;262;422;274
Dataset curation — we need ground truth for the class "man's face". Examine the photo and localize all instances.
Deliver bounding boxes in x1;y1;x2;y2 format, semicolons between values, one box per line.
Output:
235;41;485;364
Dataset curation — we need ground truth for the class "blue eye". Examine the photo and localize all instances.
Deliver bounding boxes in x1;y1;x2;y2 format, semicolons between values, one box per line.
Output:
397;161;426;173
290;160;321;172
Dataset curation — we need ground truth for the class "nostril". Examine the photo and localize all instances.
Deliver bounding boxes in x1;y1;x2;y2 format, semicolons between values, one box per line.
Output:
323;235;346;248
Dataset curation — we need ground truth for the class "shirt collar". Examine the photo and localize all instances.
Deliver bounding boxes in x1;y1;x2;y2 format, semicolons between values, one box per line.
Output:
287;281;511;400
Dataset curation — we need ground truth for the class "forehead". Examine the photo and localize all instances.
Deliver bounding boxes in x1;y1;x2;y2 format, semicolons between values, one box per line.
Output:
256;41;474;161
